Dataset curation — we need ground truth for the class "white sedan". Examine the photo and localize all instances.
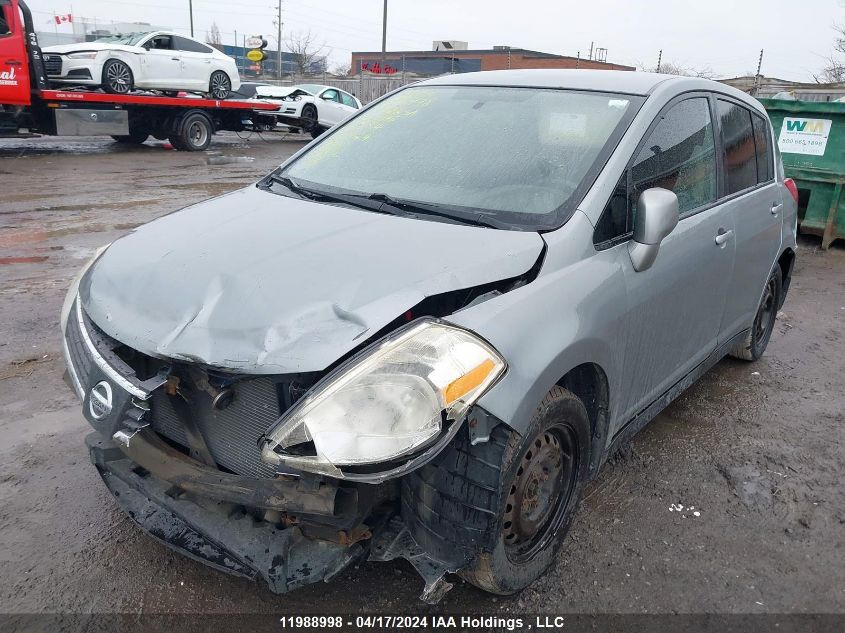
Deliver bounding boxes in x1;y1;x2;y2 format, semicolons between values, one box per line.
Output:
42;31;241;99
240;83;361;137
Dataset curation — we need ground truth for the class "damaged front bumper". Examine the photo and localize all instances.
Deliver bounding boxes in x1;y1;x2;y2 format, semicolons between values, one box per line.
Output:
86;430;459;601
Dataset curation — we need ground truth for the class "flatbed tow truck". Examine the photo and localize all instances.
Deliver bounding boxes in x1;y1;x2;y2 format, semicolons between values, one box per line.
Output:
0;0;280;150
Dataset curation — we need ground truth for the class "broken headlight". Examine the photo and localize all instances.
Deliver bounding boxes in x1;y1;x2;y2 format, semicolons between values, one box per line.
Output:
60;243;111;337
261;319;505;478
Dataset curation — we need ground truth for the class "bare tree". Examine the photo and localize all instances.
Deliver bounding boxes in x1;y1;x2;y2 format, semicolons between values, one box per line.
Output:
639;60;716;79
815;23;845;82
206;22;222;47
331;61;351;76
284;30;327;75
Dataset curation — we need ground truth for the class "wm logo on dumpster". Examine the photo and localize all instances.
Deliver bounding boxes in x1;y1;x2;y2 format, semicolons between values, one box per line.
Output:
785;119;826;134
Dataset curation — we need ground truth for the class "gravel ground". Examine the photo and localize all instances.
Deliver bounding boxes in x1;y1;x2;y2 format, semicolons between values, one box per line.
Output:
0;133;843;617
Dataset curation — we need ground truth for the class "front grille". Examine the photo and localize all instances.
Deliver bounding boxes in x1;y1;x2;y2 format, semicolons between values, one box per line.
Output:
150;378;281;478
43;54;63;76
65;308;93;389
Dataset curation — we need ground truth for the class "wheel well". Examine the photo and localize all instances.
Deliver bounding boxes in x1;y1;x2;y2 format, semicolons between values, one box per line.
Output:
556;363;609;477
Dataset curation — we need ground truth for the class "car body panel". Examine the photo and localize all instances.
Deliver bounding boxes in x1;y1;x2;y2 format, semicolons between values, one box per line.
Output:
79;186;544;374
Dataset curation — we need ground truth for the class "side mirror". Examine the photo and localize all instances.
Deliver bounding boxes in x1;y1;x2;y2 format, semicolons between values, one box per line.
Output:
628;187;679;272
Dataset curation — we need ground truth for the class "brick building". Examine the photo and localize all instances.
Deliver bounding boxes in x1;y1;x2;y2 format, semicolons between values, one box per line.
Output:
350;47;635;76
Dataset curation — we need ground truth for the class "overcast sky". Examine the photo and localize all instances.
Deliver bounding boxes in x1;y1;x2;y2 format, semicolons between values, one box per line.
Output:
27;0;845;80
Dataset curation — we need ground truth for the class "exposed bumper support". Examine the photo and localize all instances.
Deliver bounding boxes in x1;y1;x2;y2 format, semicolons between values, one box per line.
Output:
113;428;350;516
87;432;364;594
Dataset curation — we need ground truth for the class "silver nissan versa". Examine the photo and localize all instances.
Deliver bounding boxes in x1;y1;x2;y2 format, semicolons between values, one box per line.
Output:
61;70;797;601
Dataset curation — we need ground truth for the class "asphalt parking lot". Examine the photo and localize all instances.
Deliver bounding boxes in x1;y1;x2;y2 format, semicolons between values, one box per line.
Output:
0;133;843;616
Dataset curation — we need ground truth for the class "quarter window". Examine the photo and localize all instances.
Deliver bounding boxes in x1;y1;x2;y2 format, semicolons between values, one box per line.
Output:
751;112;773;183
717;99;757;194
631;97;717;217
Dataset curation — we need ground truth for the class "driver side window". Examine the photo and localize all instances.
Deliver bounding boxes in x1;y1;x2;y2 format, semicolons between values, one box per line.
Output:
146;35;172;50
594;97;717;247
322;89;340;103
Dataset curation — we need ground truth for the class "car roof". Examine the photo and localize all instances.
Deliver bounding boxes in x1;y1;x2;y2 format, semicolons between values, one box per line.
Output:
419;69;765;112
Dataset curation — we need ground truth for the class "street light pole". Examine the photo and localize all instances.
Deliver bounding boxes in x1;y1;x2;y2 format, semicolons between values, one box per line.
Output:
381;0;387;68
188;0;194;37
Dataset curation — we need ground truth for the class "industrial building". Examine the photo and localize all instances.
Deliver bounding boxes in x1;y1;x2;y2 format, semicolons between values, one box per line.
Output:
350;43;635;76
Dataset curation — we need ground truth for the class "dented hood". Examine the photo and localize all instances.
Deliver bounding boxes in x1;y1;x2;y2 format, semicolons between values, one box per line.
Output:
80;186;544;373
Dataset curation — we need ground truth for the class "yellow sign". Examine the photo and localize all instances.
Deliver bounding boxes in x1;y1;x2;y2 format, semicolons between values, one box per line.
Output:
246;49;265;63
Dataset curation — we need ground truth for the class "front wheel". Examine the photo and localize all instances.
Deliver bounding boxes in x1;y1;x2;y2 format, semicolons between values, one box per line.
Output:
111;127;149;145
730;267;782;361
208;71;232;99
462;387;591;594
301;104;318;132
102;59;134;94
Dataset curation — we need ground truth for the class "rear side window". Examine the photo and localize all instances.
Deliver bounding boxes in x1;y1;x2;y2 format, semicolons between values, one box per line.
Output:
751;112;773;183
173;36;213;54
717;100;757;194
630;97;717;218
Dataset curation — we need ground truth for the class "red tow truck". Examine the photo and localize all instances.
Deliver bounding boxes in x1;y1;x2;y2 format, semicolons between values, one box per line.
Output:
0;0;279;150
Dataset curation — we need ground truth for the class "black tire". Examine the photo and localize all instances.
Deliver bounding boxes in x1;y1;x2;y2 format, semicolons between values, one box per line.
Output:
730;267;782;361
401;386;591;595
301;104;318;132
111;129;149;145
101;59;134;94
310;125;326;139
208;71;231;99
172;112;212;151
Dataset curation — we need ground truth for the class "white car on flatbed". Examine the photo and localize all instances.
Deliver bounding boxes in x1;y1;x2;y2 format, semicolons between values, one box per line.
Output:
238;83;362;137
42;31;240;99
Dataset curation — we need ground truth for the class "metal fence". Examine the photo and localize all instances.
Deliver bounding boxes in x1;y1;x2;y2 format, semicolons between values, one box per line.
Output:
260;75;421;104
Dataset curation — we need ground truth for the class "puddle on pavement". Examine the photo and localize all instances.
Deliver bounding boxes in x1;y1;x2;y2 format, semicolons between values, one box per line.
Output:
206;156;256;165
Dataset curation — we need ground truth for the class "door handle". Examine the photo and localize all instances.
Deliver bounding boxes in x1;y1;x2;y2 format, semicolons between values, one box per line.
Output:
6;60;22;66
171;57;180;61
771;203;783;216
715;229;734;246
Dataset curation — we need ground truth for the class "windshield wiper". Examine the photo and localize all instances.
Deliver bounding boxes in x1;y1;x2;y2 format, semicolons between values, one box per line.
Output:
260;173;397;215
366;193;504;229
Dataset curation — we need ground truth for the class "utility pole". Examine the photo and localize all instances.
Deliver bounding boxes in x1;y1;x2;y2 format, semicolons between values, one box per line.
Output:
656;49;662;73
381;0;387;67
752;49;764;95
276;0;283;79
588;41;593;61
188;0;194;37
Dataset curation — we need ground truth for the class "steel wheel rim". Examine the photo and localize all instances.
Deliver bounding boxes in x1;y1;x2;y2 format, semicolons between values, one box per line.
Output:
187;121;208;147
210;73;229;98
503;424;578;563
753;276;777;348
302;106;317;129
106;63;131;93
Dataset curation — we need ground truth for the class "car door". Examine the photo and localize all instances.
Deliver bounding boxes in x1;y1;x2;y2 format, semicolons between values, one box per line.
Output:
317;88;345;125
172;35;213;90
596;95;735;423
712;97;783;340
138;34;181;88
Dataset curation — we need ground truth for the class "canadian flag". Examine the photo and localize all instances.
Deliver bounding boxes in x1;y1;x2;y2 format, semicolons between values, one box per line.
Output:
54;14;73;24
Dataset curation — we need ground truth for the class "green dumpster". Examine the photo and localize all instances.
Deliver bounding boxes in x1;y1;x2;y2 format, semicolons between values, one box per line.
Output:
760;98;845;249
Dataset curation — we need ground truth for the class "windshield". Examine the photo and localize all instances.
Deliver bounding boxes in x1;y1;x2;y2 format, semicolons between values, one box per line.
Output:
94;32;151;46
295;84;325;95
282;85;642;230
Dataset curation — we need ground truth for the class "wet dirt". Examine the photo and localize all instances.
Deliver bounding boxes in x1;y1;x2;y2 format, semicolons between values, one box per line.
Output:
0;133;843;615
